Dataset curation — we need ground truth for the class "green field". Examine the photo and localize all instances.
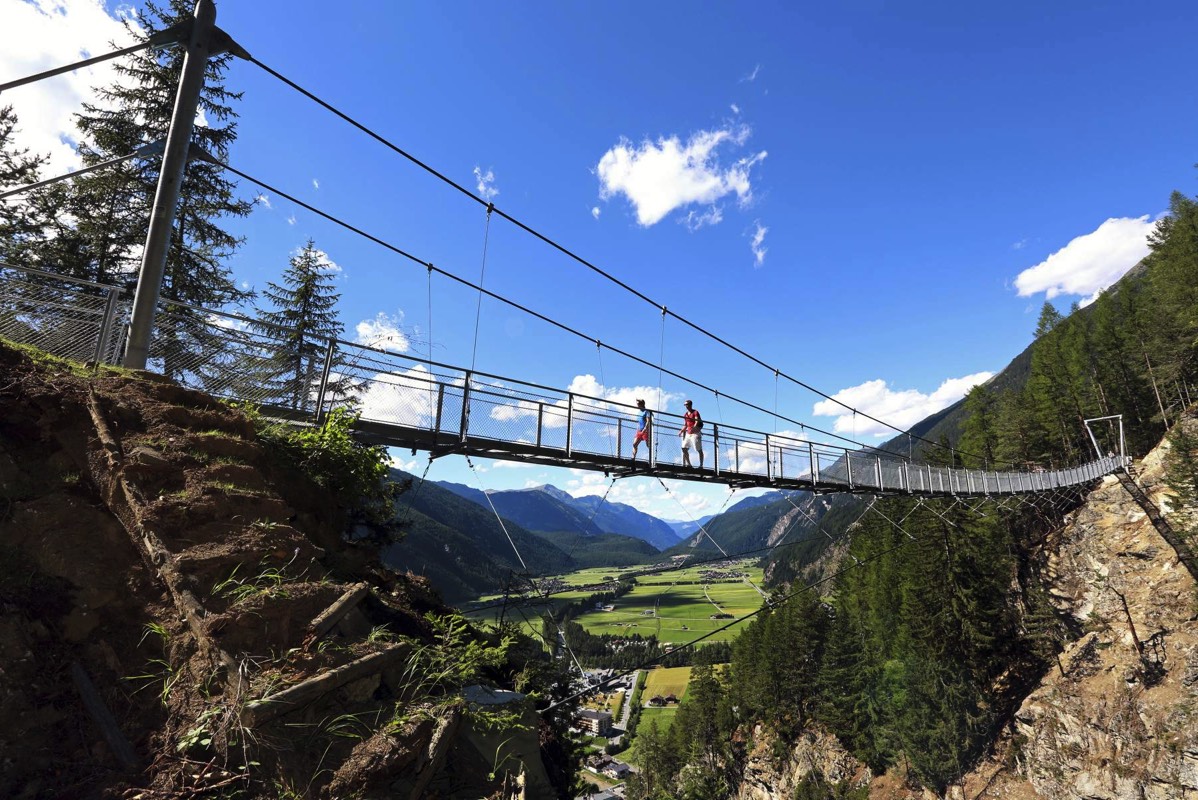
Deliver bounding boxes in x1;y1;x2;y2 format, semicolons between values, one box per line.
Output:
570;566;765;644
642;666;691;700
459;560;766;646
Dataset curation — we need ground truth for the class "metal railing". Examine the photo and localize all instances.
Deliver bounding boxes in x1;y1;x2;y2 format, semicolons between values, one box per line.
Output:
0;263;1124;496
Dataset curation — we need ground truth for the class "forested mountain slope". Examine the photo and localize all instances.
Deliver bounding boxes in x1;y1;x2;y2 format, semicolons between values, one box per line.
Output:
629;184;1198;799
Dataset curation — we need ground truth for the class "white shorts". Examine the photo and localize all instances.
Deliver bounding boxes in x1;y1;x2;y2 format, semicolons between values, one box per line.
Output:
682;433;702;452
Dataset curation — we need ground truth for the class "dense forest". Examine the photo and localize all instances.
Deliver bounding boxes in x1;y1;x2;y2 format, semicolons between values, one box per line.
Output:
628;184;1198;798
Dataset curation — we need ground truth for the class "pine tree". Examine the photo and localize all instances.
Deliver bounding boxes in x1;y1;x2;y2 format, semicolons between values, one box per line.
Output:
0;106;49;265
28;0;252;374
251;241;348;411
959;385;998;468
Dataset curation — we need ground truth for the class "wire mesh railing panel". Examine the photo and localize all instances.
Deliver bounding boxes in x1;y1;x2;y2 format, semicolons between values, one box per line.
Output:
0;271;118;364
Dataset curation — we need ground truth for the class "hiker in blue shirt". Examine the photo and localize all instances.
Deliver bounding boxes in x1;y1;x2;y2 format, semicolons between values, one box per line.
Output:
632;398;651;463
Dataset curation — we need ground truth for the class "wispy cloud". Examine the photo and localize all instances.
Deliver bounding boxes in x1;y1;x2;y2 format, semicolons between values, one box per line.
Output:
473;166;499;201
730;103;741;115
591;206;601;220
813;372;994;438
356;311;411;352
1013;216;1153;306
596;124;767;227
312;178;320;190
741;64;762;83
0;0;141;174
287;214;296;225
684;206;723;231
254;193;271;209
749;221;768;266
1011;238;1028;250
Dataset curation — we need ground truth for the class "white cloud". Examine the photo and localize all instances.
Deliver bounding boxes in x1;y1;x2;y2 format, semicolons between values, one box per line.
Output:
293;244;341;274
286;214;296;225
595;125;767;227
1013;216;1153;305
473;166;499;201
356;311;411;352
344;364;436;427
254;193;271;209
591;206;601;220
684;206;723;231
207;313;248;332
812;372;994;438
741;64;762;83
730;103;740;115
749;220;768;266
0;0;141;174
387;451;417;472
1011;238;1028;250
487;373;681;433
312;178;320;190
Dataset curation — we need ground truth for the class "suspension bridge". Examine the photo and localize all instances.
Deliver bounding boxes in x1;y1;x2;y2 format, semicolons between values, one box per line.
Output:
0;263;1123;499
0;1;1127;507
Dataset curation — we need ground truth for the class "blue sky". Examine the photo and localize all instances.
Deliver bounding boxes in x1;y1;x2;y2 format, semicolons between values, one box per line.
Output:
3;0;1197;520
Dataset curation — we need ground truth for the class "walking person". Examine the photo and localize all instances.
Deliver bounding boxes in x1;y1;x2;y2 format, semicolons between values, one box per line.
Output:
631;399;652;464
680;399;704;468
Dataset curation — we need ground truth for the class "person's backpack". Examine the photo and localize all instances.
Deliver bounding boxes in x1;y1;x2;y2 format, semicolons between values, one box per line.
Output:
694;416;704;432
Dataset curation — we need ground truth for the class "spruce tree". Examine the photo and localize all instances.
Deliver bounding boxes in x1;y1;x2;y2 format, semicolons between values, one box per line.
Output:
0;106;50;265
28;0;251;374
251;240;346;411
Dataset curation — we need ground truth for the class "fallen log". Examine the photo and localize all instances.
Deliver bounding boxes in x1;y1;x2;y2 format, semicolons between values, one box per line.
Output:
241;643;411;727
304;583;369;649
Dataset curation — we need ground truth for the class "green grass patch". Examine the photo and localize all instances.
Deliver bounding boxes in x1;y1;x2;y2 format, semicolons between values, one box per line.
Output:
643;666;691;701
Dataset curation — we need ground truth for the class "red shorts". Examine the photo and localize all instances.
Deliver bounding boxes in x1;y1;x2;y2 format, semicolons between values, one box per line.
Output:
634;429;649;444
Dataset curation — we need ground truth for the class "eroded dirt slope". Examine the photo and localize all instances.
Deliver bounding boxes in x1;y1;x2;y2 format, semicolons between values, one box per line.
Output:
0;342;554;799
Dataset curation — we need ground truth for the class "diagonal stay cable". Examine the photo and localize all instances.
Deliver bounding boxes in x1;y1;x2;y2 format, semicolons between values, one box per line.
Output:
0;142;162;201
247;54;1019;469
465;455;530;573
211;157;895;456
655;477;767;598
0;30;180;93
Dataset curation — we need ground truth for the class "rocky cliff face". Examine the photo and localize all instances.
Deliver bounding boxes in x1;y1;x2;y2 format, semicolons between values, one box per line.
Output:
734;418;1198;799
972;417;1198;800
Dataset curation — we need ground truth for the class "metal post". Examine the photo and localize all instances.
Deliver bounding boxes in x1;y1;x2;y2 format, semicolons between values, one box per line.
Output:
566;393;574;457
808;442;817;487
459;371;471;442
765;435;772;481
846;453;854;490
967;470;974;494
313;337;336;422
713;424;720;476
875;456;883;491
123;0;217;370
537;403;544;448
92;287;121;365
434;384;444;433
616;417;622;459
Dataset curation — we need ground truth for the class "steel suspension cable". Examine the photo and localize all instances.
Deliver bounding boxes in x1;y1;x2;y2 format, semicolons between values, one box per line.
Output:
246;55;1014;467
212;158;896;455
470;205;494;374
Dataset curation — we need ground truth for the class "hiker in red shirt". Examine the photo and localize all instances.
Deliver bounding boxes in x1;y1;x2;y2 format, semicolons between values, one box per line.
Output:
680;400;704;468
